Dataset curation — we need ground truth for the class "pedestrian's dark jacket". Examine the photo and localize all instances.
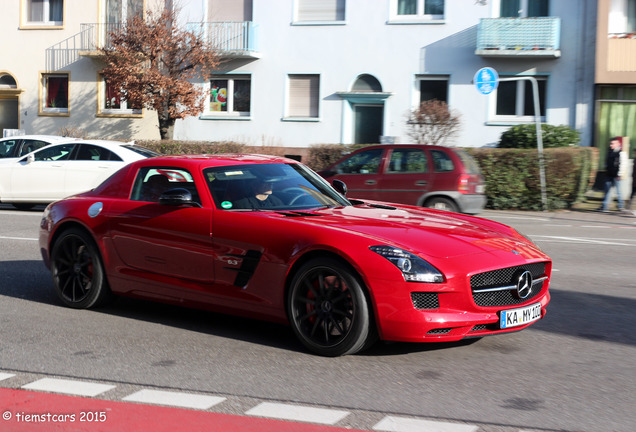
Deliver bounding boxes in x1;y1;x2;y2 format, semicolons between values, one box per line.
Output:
606;148;621;178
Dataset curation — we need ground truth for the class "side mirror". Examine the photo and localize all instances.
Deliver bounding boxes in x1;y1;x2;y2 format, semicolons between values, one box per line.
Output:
332;179;347;196
158;188;200;207
26;154;35;164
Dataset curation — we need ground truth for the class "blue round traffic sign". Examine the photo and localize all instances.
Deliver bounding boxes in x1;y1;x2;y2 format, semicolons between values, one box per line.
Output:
474;67;499;95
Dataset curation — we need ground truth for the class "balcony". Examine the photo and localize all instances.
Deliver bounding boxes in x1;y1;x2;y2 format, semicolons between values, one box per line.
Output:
607;35;636;72
187;22;260;59
475;17;561;58
71;22;258;58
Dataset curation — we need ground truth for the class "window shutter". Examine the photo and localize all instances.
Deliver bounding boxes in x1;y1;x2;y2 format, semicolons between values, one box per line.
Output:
289;75;319;117
297;0;345;21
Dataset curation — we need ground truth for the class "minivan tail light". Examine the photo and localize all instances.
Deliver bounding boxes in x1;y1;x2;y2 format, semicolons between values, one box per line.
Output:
458;174;470;194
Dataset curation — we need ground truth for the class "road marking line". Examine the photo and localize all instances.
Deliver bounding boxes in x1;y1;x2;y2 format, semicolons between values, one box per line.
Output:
22;378;115;397
246;402;349;425
0;236;38;241
533;235;635;246
373;416;479;432
123;389;226;410
0;373;15;381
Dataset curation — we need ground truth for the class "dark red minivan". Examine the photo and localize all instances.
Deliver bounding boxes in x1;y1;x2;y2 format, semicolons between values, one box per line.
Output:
318;144;486;214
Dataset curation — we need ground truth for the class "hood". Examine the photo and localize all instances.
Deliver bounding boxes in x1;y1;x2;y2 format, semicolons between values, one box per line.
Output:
279;204;542;260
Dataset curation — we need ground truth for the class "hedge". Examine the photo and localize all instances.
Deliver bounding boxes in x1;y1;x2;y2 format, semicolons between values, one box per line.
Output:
466;147;597;210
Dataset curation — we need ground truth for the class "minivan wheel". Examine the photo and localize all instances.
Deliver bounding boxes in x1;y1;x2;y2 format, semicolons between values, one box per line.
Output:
424;197;458;213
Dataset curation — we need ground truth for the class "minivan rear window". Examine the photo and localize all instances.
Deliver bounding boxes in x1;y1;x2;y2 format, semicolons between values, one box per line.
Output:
454;149;482;175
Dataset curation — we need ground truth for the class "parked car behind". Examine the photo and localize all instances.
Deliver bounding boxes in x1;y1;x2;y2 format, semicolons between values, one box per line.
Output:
0;139;159;210
0;135;69;162
318;144;486;214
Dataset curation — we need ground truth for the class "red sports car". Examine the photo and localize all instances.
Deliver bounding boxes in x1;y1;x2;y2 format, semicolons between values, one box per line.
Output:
39;154;551;356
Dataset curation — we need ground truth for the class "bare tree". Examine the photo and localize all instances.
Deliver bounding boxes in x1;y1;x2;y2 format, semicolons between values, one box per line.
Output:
99;7;220;139
406;100;461;146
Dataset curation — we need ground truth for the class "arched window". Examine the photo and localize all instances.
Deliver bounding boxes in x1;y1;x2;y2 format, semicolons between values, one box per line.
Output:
351;74;382;92
0;73;18;89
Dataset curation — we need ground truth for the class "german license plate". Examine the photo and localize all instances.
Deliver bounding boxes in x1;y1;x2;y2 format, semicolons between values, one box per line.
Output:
500;303;542;329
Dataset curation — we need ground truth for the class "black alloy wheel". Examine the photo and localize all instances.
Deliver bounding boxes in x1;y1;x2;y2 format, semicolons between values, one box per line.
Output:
288;257;376;356
50;228;111;309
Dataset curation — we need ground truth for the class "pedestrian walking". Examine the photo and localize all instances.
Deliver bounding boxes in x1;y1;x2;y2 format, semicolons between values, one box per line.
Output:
599;137;628;212
627;150;636;214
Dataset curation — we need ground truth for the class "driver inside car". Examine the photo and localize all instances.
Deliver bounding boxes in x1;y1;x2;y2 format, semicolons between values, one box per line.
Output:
234;178;284;209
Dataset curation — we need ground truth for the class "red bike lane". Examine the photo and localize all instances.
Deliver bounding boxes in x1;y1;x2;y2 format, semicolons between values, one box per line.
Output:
0;388;366;432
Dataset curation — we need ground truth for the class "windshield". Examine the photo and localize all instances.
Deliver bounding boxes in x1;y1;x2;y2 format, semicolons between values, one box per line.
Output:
122;145;161;158
204;163;350;211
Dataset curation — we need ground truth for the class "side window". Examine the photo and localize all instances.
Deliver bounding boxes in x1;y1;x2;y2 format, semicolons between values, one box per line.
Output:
431;149;455;172
130;167;200;204
0;140;19;158
334;148;383;174
32;144;76;162
19;140;49;156
387;149;428;173
75;144;122;161
40;73;69;115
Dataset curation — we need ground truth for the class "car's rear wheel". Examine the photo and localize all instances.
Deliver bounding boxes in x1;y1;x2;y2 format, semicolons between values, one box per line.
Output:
424;197;458;212
288;257;376;356
50;228;111;309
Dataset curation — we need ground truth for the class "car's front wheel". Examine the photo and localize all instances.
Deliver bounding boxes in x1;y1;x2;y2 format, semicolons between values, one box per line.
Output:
288;257;376;356
50;228;112;309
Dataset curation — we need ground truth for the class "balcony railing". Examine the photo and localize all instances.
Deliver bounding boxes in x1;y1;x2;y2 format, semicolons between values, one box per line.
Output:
607;37;636;72
476;17;561;58
187;21;259;57
75;21;258;57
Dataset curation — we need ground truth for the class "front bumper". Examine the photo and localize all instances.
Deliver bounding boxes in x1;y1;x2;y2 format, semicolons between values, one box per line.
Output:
364;255;551;343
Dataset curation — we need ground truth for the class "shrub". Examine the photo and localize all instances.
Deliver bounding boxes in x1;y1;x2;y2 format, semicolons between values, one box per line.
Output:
466;147;597;210
136;140;247;155
498;124;580;149
306;144;349;171
406;100;461;146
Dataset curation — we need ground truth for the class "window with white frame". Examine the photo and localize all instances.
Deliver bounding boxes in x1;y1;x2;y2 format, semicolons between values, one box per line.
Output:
209;75;252;116
41;73;69;115
499;0;548;17
493;76;546;121
608;0;636;34
417;76;448;103
295;0;345;23
391;0;444;21
99;75;141;116
287;75;320;119
24;0;64;26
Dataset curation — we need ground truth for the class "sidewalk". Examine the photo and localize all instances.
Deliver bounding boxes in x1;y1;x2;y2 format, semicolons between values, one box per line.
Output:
479;190;636;225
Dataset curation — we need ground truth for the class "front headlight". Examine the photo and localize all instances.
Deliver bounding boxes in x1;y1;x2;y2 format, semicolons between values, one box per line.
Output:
370;245;444;283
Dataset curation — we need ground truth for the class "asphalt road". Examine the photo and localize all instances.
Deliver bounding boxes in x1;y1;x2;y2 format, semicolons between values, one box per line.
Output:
0;205;635;432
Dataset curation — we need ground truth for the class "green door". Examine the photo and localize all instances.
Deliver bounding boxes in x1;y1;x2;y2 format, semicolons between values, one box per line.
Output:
354;104;383;144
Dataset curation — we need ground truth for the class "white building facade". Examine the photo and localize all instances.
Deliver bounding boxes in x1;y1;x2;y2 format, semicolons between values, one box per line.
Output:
1;0;598;153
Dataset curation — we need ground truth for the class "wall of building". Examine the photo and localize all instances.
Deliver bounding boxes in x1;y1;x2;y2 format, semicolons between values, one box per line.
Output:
2;0;160;140
2;1;597;149
174;0;597;149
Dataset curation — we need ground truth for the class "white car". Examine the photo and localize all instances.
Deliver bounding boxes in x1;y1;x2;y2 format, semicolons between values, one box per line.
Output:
0;139;159;210
0;135;70;163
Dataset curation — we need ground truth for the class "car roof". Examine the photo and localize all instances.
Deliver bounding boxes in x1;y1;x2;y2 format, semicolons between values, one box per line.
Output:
349;144;456;151
0;134;69;142
138;153;301;168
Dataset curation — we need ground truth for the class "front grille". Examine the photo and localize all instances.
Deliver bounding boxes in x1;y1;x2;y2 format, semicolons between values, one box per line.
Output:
471;262;547;307
427;328;451;334
411;292;439;309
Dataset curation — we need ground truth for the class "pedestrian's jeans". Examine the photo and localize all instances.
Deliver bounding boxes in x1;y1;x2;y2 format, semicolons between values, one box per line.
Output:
602;177;623;210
